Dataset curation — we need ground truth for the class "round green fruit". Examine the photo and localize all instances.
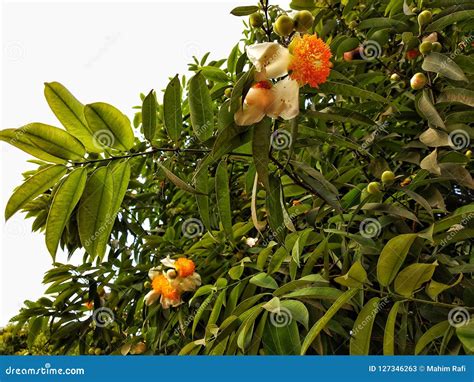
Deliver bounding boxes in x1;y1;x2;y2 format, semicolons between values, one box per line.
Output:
410;73;427;90
367;182;381;194
224;88;232;98
94;348;102;355
419;41;432;54
274;15;294;37
249;12;264;28
418;10;432;28
143;281;151;289
390;73;400;82
381;170;395;184
293;10;314;32
88;348;95;355
466;150;472;160
432;42;442;52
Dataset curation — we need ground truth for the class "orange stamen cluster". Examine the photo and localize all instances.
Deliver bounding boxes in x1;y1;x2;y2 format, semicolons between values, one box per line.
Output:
152;273;180;301
174;258;196;278
289;35;332;88
253;80;272;89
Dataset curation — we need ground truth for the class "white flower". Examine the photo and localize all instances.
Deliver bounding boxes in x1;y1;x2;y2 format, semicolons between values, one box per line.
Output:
246;42;291;80
245;237;258;247
267;77;300;120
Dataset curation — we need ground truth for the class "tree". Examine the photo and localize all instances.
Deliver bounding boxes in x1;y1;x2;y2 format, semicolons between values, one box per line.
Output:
1;0;473;355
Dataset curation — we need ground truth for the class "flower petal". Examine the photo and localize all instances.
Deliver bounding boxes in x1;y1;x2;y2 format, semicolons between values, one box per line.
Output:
148;267;161;280
161;256;176;268
267;78;300;120
246;42;291;79
144;290;160;306
235;103;266;126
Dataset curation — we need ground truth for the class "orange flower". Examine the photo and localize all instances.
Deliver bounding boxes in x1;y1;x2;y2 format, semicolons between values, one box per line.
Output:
174;258;196;278
288;34;332;88
84;301;94;310
151;274;169;293
161;284;180;301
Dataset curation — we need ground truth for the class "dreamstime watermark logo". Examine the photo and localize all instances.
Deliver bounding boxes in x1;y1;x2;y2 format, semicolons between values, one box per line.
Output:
85;34;120;68
92;129;115;150
184;41;202;61
269;307;292;327
181;218;204;238
448;307;470;328
448;129;470;150
4;363;85;376
440;213;473;246
92;307;115;328
270;129;292;150
359;218;382;238
4;41;25;62
174;293;216;337
84;212;117;247
359;121;389;153
359;40;382;61
351;297;389;337
449;34;473;60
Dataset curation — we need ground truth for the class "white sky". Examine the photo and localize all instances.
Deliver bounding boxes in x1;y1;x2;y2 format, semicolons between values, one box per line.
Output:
0;0;291;326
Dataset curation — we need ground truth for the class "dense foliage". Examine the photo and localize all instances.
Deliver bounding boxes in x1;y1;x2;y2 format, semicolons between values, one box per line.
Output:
1;0;473;355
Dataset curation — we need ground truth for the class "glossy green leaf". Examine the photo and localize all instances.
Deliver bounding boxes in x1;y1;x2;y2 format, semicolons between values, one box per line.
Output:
5;165;67;221
383;301;401;355
163;75;182;142
422;52;468;82
158;162;201;194
394;262;438;297
416;90;446;129
334;260;368;287
350;297;381;355
249;273;278;289
301;288;359;354
415;320;450;354
188;72;214;141
45;167;87;257
425;10;474;32
317;82;389;103
376;234;418;287
253;118;272;191
266;175;286;243
142;90;157;142
44;82;98;152
230;5;259;16
215;160;233;241
77;167;114;260
456;320;474;353
426;274;463;301
201;66;229;83
262;318;301;355
84;102;135;151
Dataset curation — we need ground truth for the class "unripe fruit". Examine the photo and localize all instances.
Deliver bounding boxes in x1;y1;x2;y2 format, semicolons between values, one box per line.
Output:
466;150;472;160
390;73;400;82
381;170;395;184
367;182;381;194
418;10;432;28
410;73;427;90
143;281;151;289
293;10;314;32
88;348;95;355
249;12;264;28
419;41;432;54
274;15;294;37
94;348;102;355
224;88;232;98
432;42;442;52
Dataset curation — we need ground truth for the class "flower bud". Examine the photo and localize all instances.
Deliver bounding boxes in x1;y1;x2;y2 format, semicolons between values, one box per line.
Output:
367;182;381;195
410;73;427;90
418;10;432;28
419;41;432;55
381;170;395;184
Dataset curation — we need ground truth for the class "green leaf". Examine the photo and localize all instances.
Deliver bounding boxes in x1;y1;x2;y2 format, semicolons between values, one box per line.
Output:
45;167;87;257
437;88;474;107
415;320;450;355
201;66;229;83
84;102;135;151
422;52;468;82
456;320;474;353
231;68;255;113
77;167;114;260
189;72;214;141
44;82;98;152
307;108;377;126
291;160;341;211
163;75;182;142
334;261;368;288
350;297;381;355
280;300;309;329
105;160;131;233
250;273;278;289
426;274;463;301
142;90;157;142
425;10;474;32
230;5;259;16
301;288;359;354
358;17;407;30
194;164;211;232
317;81;389;103
283;287;343;301
394;262;438;297
266;175;286;243
383;301;401;355
416;90;446;129
158;162;201;194
262;318;301;355
1;123;86;162
5;165;67;220
215;160;233;241
376;234;418;287
253;118;272;191
290;0;317;10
